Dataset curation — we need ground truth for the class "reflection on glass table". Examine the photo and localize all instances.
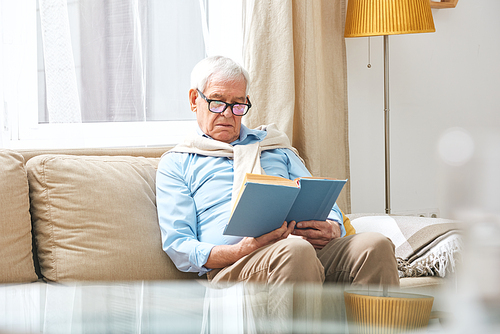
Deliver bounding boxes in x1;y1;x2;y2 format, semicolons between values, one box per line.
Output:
1;278;499;334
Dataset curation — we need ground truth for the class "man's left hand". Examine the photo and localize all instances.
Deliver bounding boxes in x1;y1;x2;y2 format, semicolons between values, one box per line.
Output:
291;220;341;249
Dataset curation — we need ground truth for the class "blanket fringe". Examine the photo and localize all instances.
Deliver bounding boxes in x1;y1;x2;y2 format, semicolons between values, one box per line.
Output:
397;234;463;278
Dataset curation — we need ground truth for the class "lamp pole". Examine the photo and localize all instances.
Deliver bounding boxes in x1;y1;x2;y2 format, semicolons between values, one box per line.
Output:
384;35;391;214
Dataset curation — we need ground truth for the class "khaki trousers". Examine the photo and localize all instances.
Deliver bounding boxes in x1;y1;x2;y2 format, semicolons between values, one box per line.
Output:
207;232;399;333
208;232;400;287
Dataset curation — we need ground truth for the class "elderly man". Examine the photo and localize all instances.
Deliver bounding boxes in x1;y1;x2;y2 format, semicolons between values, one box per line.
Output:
156;56;399;288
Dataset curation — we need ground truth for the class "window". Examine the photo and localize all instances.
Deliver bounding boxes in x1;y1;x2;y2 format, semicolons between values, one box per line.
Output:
1;0;207;149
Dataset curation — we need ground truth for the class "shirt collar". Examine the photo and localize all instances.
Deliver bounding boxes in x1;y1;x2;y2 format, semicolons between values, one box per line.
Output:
196;124;267;145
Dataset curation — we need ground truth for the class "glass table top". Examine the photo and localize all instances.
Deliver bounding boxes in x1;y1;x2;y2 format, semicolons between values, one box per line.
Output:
1;280;498;334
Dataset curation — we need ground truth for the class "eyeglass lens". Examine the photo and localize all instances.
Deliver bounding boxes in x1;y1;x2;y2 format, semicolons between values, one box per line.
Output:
209;101;247;116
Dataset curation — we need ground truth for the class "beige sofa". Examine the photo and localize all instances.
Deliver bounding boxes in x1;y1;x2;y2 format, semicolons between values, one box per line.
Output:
1;147;199;284
1;147;454;289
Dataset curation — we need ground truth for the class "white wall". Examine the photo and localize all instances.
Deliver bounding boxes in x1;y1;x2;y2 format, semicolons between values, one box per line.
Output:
346;0;500;217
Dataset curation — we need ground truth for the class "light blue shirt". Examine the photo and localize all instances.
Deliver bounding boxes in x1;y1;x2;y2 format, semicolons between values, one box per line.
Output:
156;125;345;275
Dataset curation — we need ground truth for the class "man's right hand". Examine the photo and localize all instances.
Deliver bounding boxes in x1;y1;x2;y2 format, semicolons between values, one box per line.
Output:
204;221;296;269
241;220;296;255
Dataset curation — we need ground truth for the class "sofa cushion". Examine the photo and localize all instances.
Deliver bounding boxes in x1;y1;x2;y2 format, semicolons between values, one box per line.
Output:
0;149;38;283
399;276;446;290
26;154;198;282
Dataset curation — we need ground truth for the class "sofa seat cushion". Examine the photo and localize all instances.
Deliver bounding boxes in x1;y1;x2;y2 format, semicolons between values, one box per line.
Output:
0;149;38;283
399;276;446;290
26;154;198;282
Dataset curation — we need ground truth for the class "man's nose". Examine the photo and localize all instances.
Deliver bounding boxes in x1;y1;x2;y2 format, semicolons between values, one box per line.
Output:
221;105;233;117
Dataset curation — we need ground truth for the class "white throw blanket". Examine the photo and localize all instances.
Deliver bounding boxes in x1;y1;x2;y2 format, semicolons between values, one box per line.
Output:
349;215;463;278
168;124;303;209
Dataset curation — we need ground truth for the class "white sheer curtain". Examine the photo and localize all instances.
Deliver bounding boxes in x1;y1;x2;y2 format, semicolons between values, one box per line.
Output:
37;0;205;124
38;0;81;123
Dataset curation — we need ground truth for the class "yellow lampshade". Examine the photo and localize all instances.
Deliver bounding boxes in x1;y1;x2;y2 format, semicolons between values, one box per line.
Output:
345;0;436;37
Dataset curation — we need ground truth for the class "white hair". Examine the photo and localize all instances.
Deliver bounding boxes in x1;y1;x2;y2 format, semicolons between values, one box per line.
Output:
190;56;250;94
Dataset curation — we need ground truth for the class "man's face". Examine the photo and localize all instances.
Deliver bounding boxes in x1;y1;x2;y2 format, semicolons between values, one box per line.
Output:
189;76;247;144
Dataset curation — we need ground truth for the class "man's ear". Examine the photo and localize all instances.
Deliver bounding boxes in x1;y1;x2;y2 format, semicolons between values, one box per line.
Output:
189;89;198;112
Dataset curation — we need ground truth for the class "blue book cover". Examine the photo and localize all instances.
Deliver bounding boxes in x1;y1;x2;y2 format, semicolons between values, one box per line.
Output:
223;182;300;238
285;178;347;223
223;174;347;238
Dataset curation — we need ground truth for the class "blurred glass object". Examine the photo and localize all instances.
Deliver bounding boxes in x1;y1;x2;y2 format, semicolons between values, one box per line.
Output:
438;127;500;333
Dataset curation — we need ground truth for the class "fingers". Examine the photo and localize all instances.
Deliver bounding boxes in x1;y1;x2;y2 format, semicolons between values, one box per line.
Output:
295;220;315;230
292;220;338;250
256;221;291;245
252;221;301;249
274;221;295;240
294;221;333;237
285;220;296;237
296;220;331;231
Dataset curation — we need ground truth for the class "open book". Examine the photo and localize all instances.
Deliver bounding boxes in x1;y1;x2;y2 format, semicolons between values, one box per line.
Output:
223;173;347;237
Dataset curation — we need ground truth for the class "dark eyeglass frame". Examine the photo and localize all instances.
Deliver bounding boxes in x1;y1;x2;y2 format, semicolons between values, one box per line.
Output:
197;89;251;116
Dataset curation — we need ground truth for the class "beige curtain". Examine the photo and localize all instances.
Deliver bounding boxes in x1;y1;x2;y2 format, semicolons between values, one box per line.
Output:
243;0;350;213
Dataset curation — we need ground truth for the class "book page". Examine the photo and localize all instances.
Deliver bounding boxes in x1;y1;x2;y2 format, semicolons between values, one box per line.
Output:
231;173;297;215
244;173;298;187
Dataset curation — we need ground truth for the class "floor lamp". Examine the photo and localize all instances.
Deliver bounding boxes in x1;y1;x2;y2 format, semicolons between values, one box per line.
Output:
344;0;435;214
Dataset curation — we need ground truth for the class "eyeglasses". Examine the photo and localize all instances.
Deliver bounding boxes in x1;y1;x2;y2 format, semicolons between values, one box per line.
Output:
197;89;251;116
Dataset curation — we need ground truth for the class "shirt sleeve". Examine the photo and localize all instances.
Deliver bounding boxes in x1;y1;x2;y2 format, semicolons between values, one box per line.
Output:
283;149;347;238
156;154;214;275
